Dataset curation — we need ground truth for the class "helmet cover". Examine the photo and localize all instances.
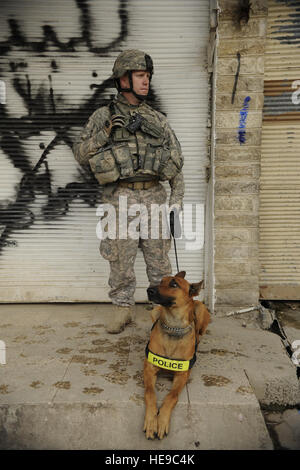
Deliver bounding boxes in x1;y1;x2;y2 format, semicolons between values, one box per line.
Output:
112;49;154;79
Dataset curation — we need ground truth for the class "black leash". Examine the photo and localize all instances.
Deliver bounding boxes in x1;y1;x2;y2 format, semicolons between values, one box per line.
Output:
173;237;180;273
170;210;180;272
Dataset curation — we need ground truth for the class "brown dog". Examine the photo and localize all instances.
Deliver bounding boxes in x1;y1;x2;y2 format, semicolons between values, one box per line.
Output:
143;271;210;440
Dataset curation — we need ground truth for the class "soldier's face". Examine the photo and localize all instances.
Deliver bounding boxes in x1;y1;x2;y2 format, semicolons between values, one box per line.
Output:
120;70;150;97
131;70;150;96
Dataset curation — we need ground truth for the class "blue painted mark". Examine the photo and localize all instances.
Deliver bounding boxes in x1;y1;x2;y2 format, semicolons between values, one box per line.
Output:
238;96;251;144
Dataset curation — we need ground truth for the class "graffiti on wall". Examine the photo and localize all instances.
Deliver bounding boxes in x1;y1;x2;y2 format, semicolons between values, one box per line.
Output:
273;0;300;47
238;96;251;144
0;0;163;253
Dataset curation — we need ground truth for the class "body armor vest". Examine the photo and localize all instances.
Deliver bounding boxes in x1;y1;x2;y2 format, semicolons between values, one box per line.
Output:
89;101;183;185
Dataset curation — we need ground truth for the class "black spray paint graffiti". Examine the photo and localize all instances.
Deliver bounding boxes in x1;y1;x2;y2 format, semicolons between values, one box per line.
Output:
273;0;300;47
0;0;163;254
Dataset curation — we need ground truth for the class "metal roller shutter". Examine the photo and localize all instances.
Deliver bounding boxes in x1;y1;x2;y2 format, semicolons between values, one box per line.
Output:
0;0;209;302
259;0;300;300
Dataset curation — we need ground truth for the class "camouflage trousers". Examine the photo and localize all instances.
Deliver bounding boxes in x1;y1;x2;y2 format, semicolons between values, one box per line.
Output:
99;182;172;306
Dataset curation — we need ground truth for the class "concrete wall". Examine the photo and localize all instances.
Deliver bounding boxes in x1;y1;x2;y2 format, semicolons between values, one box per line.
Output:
212;0;268;313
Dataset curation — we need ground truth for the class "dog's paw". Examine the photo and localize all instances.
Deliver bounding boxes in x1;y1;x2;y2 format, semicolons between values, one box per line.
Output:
157;413;170;440
143;414;158;440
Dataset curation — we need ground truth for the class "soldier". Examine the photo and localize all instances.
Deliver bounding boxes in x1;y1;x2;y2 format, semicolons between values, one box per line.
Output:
73;49;184;334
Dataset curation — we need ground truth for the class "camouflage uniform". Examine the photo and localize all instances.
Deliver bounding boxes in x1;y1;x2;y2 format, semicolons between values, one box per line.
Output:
73;51;184;307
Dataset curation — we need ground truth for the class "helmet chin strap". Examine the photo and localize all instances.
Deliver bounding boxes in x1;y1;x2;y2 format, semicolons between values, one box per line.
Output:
116;71;151;101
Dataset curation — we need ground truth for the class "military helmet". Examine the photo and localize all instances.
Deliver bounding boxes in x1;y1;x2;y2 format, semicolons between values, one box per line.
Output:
112;49;154;79
111;49;153;100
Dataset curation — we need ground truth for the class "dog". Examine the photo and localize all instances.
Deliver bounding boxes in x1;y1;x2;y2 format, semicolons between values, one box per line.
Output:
143;271;210;440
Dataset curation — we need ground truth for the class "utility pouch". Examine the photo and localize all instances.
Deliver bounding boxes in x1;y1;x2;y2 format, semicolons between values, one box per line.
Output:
144;142;163;173
112;126;131;142
89;146;120;185
141;117;164;173
111;143;134;178
159;148;183;181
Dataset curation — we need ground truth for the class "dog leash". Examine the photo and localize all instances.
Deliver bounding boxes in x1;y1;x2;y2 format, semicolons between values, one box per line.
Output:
170;210;180;272
173;237;179;272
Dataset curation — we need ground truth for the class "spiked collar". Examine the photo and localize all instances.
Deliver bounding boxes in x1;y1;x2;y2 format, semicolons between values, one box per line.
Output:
159;319;193;337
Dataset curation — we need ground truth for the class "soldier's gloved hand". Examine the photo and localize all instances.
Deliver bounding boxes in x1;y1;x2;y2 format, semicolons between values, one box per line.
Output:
104;115;126;137
169;205;182;239
111;114;126;130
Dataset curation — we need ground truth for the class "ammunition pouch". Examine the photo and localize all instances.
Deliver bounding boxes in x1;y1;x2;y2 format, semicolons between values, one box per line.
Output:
89;141;137;185
88;146;119;185
112;126;131;142
143;142;163;172
141;117;183;179
141;118;164;174
112;142;134;177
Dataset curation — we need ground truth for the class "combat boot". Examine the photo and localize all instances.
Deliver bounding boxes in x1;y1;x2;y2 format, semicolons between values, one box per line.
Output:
105;305;132;334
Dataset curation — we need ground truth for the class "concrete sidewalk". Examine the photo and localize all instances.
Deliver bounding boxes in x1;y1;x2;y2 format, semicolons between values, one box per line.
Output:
0;303;299;450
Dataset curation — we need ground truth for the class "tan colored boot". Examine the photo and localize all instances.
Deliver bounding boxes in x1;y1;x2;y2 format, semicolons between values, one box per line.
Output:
105;305;132;334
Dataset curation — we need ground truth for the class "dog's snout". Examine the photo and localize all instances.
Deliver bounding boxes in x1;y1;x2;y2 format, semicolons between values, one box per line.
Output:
147;286;160;302
147;287;157;297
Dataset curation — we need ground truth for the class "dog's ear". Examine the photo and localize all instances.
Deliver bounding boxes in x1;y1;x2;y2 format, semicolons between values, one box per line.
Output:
189;280;204;297
175;271;186;279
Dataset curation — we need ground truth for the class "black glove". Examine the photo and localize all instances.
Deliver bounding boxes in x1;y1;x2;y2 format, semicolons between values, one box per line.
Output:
104;114;126;137
169;208;181;239
111;114;126;128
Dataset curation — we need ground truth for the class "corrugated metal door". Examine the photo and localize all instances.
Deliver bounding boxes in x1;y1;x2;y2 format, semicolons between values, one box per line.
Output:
0;0;209;302
259;0;300;299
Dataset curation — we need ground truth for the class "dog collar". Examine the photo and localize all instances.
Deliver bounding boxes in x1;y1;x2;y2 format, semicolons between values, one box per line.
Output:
145;341;197;372
159;320;192;337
